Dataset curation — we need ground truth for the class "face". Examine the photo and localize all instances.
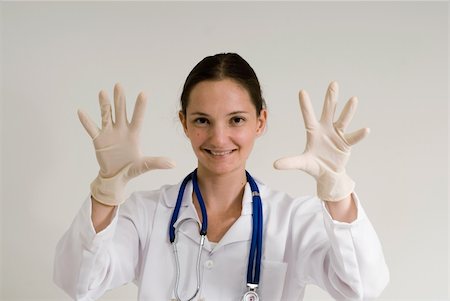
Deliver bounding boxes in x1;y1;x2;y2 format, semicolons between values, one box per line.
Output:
179;79;267;177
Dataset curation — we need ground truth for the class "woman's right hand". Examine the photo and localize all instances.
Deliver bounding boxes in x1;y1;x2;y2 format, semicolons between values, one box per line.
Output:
78;83;175;206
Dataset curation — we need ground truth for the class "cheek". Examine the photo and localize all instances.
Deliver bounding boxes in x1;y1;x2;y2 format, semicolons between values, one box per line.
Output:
187;128;206;145
235;128;258;147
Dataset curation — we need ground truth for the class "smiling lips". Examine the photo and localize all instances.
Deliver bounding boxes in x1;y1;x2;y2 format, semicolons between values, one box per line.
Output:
204;148;236;156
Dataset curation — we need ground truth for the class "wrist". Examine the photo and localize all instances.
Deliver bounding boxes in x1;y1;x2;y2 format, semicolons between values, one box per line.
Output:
91;195;117;233
91;195;117;208
324;193;357;222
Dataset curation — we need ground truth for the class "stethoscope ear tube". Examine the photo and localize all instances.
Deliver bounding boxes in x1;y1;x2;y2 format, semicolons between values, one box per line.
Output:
245;171;263;287
169;172;193;243
192;170;208;236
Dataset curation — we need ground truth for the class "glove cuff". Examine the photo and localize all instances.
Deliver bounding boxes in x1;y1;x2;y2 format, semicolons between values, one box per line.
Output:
317;171;355;202
90;164;133;206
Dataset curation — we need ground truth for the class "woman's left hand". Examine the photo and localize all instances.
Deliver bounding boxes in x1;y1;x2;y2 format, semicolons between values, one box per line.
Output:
273;81;369;202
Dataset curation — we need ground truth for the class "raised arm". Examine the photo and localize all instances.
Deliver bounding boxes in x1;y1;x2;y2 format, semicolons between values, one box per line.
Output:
274;81;388;299
78;83;175;231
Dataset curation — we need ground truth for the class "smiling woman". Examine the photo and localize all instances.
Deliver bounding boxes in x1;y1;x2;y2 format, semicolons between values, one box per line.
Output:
53;53;389;301
180;79;267;178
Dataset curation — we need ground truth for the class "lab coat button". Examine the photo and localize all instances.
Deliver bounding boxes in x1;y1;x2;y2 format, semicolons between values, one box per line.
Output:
204;259;214;269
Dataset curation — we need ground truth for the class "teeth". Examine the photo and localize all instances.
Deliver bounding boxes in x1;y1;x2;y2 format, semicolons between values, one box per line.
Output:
209;150;233;156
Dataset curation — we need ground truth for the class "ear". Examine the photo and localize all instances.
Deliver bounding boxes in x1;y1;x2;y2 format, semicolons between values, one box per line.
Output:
179;111;189;136
256;109;267;136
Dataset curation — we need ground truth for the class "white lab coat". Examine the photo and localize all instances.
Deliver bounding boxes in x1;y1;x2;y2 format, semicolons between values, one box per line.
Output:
54;178;389;301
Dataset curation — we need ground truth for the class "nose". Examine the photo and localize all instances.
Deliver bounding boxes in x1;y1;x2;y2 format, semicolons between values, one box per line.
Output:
209;122;229;147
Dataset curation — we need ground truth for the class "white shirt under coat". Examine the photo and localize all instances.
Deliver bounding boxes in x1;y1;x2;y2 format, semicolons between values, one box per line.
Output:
53;178;389;301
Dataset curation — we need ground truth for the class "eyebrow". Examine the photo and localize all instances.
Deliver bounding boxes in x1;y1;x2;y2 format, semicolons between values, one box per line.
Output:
189;111;250;116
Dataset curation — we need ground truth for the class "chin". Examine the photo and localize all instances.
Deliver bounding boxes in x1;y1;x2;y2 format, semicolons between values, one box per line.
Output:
198;162;245;177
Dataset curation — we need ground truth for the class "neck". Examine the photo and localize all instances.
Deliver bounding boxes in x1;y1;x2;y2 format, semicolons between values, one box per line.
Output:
195;166;247;212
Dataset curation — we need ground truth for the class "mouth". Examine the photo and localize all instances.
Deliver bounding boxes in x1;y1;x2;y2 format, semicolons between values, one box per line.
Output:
203;148;236;156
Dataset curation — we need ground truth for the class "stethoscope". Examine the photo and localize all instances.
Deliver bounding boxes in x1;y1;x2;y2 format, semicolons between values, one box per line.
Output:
169;169;263;301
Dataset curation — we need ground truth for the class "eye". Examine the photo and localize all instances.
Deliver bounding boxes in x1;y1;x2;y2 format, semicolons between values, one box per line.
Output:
193;117;209;126
231;116;246;126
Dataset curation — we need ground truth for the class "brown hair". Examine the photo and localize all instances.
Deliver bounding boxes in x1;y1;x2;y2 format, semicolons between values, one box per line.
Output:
180;53;266;116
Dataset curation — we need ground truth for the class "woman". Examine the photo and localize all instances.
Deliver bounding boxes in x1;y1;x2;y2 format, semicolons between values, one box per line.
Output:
54;53;389;300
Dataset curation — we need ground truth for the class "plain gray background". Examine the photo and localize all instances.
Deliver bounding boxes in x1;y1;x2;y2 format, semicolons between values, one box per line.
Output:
0;1;448;300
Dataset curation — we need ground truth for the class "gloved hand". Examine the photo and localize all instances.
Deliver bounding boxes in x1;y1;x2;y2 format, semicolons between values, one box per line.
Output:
273;81;369;202
78;83;176;206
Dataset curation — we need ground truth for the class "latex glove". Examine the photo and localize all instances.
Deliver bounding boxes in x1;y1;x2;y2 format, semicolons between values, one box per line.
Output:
78;83;175;206
273;81;369;202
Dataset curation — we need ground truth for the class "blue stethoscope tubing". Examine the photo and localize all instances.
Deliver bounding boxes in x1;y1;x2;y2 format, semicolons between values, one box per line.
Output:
169;169;263;300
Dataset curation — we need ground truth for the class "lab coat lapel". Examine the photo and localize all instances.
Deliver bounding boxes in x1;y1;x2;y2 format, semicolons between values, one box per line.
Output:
162;180;202;244
213;183;254;251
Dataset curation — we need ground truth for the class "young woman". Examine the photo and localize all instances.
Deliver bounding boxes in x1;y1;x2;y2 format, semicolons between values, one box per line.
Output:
54;53;389;301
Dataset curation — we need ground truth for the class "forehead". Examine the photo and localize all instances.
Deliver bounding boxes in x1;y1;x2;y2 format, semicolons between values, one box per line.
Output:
187;79;255;113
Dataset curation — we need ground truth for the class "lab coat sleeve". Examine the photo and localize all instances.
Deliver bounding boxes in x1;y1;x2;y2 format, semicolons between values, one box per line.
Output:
296;193;389;301
53;192;153;300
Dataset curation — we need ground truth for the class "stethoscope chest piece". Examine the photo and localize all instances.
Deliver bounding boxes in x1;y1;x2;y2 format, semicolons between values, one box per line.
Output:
242;290;259;301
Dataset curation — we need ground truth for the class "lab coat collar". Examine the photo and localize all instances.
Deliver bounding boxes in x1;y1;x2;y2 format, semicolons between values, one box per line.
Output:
161;177;255;216
161;176;259;251
162;180;199;231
